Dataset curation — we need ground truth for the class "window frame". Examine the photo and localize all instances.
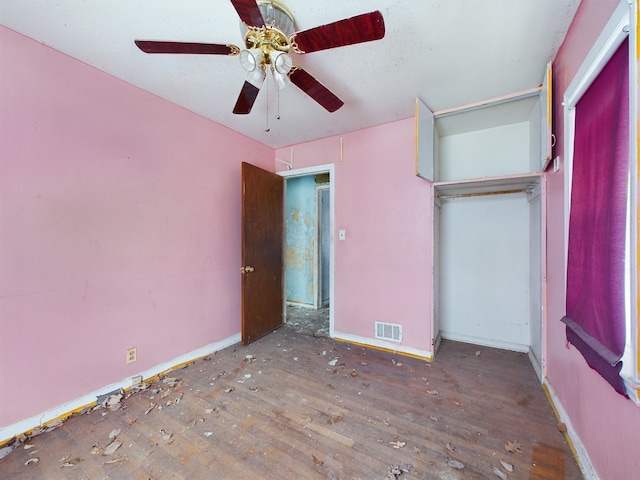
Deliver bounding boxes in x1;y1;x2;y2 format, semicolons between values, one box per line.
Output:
562;0;638;403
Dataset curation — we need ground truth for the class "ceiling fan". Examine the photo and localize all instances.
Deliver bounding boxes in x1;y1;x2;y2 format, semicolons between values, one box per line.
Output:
135;0;385;115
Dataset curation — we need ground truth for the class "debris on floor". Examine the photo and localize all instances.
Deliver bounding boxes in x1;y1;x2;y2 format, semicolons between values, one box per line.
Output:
285;305;330;337
102;440;122;456
105;393;123;412
387;463;413;479
159;428;173;442
492;464;509;479
504;440;523;453
162;376;181;387
0;442;17;460
103;456;125;465
445;457;465;469
500;459;514;472
131;383;149;393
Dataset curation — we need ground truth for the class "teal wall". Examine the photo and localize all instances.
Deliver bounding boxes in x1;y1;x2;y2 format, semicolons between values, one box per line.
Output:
285;176;316;305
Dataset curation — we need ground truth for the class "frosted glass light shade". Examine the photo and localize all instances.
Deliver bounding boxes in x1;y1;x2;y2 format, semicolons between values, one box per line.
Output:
239;1;295;38
260;2;295;36
246;66;266;88
270;51;292;75
272;70;291;90
239;48;264;72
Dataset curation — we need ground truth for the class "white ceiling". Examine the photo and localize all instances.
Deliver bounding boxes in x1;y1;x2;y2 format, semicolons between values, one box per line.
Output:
0;0;581;148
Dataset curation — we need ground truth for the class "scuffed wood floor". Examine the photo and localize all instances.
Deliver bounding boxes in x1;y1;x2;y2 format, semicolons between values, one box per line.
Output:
0;328;583;479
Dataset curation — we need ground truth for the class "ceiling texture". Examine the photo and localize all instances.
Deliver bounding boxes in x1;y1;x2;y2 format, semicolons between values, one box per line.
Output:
1;0;581;148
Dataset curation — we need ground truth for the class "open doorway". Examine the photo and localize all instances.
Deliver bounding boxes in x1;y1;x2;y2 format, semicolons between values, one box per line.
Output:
279;166;333;337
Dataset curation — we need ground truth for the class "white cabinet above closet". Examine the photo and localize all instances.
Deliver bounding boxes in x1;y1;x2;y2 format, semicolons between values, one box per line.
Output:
416;63;552;186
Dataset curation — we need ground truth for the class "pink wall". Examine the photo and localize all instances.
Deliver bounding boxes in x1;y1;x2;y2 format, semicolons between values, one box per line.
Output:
276;121;433;354
0;27;273;428
546;1;640;478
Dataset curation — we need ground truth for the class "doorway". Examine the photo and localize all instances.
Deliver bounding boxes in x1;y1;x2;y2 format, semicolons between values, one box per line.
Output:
278;165;334;337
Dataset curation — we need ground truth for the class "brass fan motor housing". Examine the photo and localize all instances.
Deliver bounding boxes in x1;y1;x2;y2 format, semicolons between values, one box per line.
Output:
244;27;291;55
242;0;295;63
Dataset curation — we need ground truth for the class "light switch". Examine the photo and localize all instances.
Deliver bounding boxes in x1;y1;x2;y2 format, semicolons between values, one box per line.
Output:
339;229;346;241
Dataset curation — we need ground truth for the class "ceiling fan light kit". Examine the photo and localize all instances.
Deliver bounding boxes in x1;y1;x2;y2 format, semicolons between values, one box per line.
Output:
134;0;385;116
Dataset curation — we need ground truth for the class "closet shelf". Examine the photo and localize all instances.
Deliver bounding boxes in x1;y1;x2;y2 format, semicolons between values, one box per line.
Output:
434;172;542;198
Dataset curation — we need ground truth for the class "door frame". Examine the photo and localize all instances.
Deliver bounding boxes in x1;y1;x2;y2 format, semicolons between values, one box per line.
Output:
316;184;330;308
279;164;335;337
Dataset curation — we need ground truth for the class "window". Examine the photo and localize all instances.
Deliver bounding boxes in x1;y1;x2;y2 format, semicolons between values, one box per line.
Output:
562;0;638;402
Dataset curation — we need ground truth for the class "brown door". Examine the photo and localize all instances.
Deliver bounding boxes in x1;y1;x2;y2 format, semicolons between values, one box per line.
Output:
241;162;284;345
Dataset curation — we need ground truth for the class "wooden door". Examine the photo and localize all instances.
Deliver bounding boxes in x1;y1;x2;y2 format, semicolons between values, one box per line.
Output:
241;162;284;345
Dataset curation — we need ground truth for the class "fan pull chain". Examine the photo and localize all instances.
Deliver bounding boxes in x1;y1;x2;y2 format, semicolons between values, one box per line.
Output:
276;86;281;120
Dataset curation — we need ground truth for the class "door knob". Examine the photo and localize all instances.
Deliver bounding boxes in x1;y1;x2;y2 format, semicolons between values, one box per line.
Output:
241;266;255;274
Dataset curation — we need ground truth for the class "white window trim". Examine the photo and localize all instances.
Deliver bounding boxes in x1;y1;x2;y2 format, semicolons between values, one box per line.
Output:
562;0;639;403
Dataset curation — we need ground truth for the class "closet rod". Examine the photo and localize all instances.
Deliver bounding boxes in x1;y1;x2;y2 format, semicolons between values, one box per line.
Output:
434;86;542;118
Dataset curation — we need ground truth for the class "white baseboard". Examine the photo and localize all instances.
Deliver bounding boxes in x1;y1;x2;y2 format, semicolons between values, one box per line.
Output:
433;331;442;356
542;379;599;480
528;348;543;382
0;333;241;445
333;331;433;360
440;332;529;353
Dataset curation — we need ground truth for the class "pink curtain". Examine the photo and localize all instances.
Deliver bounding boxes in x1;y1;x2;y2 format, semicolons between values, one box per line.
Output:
561;38;629;395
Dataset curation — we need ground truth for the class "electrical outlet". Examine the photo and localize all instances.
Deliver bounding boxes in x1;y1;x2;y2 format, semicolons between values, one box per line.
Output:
126;347;137;364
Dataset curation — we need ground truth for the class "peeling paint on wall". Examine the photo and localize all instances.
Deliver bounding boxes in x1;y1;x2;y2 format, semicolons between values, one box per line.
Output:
285;176;317;305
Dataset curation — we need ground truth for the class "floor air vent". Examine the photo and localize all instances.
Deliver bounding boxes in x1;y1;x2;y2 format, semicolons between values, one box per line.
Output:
375;322;402;342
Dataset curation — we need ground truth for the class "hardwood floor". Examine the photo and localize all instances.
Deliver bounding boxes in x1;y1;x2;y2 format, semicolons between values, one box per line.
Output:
0;329;583;479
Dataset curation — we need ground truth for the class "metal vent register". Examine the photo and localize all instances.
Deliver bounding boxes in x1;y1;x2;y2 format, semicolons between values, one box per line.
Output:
375;322;402;342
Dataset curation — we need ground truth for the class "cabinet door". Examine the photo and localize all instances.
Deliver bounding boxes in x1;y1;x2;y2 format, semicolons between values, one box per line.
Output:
415;97;436;182
540;62;553;171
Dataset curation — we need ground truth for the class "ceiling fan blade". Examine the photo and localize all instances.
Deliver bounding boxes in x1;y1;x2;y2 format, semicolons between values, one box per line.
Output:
291;11;385;54
233;81;261;114
135;40;239;56
289;67;344;113
230;0;265;29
